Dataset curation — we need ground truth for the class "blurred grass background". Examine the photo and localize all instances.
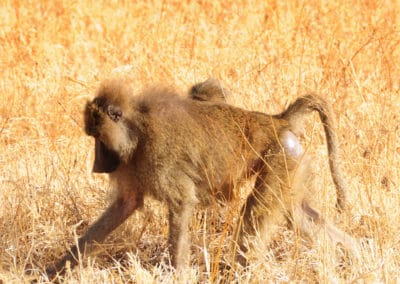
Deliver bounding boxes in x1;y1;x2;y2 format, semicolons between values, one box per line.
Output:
0;0;399;282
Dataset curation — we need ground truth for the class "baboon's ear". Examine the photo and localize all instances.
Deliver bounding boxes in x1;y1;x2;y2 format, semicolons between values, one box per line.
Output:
93;138;120;173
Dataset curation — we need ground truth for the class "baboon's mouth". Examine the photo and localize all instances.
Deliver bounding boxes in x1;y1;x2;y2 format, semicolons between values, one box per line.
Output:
92;138;120;173
86;127;100;138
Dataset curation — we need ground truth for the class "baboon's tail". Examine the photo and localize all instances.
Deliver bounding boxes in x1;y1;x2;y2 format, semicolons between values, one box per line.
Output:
276;94;346;211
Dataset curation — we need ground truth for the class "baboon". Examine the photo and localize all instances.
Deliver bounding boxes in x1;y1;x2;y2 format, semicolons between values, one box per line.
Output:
188;78;229;103
188;78;346;208
46;78;358;278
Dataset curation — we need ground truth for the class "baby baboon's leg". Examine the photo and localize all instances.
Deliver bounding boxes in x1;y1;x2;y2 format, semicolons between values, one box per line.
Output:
46;190;142;278
168;202;194;269
234;130;304;265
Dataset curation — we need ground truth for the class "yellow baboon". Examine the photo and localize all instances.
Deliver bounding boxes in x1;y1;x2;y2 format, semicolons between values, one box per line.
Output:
46;78;358;278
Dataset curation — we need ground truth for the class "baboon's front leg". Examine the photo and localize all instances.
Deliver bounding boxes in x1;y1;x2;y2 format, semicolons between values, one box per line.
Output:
168;202;194;269
46;193;142;278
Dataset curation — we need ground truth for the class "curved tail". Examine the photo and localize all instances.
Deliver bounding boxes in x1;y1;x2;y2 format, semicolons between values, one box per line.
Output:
276;94;346;210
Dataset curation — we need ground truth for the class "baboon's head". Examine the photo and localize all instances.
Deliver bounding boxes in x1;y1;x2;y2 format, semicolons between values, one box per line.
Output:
189;78;229;103
84;78;138;173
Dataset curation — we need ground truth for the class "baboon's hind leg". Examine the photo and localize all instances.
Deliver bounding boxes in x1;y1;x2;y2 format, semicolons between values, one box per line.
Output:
292;201;362;260
234;131;303;265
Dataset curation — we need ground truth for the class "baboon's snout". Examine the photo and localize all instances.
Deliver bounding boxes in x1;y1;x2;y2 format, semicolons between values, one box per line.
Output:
84;101;104;137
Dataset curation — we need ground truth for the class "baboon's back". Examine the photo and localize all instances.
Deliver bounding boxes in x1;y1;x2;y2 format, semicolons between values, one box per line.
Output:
134;94;281;197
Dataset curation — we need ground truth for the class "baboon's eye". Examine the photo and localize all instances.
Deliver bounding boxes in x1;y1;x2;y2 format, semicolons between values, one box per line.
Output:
107;105;122;122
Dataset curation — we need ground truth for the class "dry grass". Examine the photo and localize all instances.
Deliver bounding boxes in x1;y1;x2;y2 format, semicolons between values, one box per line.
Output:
1;0;399;282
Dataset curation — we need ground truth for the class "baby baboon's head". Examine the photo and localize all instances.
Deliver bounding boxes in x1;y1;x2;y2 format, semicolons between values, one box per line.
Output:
189;78;229;103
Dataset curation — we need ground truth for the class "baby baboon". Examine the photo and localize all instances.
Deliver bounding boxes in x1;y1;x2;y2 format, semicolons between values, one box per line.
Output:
188;78;229;103
46;78;357;278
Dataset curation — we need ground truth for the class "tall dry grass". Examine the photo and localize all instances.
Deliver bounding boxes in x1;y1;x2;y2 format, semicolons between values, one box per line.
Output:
0;0;399;282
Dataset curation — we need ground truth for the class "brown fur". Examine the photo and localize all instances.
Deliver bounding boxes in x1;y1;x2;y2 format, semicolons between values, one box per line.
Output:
189;78;346;210
188;78;229;103
46;78;358;278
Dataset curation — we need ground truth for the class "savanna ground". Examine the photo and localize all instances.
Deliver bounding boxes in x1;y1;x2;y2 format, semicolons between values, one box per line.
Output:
1;1;399;283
